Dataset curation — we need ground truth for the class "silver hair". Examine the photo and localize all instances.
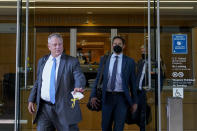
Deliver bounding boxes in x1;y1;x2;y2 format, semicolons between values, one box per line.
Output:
48;33;63;44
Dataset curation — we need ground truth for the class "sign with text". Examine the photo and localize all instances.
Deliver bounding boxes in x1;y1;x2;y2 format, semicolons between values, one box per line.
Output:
172;34;187;54
170;56;195;87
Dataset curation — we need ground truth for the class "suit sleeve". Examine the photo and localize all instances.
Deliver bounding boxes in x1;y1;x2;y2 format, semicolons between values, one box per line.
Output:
28;58;42;103
90;56;104;98
129;60;138;104
72;58;86;88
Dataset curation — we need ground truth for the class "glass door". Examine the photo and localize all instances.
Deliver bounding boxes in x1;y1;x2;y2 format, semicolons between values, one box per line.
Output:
159;1;197;131
0;0;17;130
15;0;35;130
150;0;197;131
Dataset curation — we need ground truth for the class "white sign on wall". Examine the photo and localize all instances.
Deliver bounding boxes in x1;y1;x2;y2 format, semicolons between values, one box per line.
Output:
173;88;184;98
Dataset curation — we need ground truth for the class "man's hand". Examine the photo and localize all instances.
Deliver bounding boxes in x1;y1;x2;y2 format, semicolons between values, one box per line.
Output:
28;102;35;114
90;97;100;109
73;87;84;94
130;103;138;113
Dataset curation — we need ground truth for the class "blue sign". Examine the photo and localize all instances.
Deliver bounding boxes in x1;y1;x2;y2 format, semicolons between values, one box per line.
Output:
172;34;188;54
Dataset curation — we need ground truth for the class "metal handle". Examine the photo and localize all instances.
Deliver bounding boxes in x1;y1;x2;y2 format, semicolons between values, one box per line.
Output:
157;0;161;130
15;0;21;130
148;0;151;90
25;0;29;89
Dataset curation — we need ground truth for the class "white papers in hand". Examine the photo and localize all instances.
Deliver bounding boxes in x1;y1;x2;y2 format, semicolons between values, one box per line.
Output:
71;91;84;100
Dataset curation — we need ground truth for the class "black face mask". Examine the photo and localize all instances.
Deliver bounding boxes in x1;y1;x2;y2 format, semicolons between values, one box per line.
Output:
113;45;122;54
141;54;145;59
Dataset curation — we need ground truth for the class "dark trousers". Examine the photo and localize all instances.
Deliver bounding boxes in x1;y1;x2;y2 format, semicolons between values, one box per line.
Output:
36;100;79;131
102;92;128;131
137;90;147;131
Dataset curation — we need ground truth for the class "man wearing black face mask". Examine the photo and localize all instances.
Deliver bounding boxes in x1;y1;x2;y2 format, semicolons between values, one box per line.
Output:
136;45;164;131
136;45;149;131
90;36;138;131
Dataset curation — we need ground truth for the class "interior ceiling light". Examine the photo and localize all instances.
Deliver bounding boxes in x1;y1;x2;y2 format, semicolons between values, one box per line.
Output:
0;6;194;10
1;0;197;3
28;6;194;10
0;0;35;2
35;0;197;3
87;11;93;14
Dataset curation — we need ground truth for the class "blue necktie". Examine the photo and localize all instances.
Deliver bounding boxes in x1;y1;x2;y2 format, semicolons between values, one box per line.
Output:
110;56;118;91
50;58;56;104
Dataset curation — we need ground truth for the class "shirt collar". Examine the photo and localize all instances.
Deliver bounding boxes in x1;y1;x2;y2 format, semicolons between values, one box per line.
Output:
112;53;123;59
49;54;62;61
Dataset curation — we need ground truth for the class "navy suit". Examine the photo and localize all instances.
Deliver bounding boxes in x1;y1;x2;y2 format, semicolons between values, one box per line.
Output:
136;59;147;131
91;54;137;131
136;58;164;131
28;53;86;131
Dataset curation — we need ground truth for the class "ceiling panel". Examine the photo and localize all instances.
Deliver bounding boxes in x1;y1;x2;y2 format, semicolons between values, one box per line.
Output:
0;0;196;15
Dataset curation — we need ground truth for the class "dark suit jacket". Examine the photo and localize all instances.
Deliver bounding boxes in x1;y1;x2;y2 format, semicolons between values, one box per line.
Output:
136;59;148;89
90;54;137;107
28;53;86;124
136;59;164;91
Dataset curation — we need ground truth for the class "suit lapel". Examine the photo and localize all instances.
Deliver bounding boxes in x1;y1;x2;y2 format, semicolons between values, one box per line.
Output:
39;55;50;80
56;53;66;91
104;55;111;79
121;55;128;79
102;55;111;91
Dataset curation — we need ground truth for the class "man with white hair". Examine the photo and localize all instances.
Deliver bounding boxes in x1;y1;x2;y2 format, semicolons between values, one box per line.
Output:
28;33;86;131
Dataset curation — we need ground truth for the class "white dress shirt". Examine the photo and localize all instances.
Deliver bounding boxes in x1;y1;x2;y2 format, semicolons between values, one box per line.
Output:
41;54;61;101
139;61;147;90
107;53;124;92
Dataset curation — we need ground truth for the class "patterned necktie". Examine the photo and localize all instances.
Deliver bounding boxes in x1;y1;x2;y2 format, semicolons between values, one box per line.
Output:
50;57;56;104
110;56;118;91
